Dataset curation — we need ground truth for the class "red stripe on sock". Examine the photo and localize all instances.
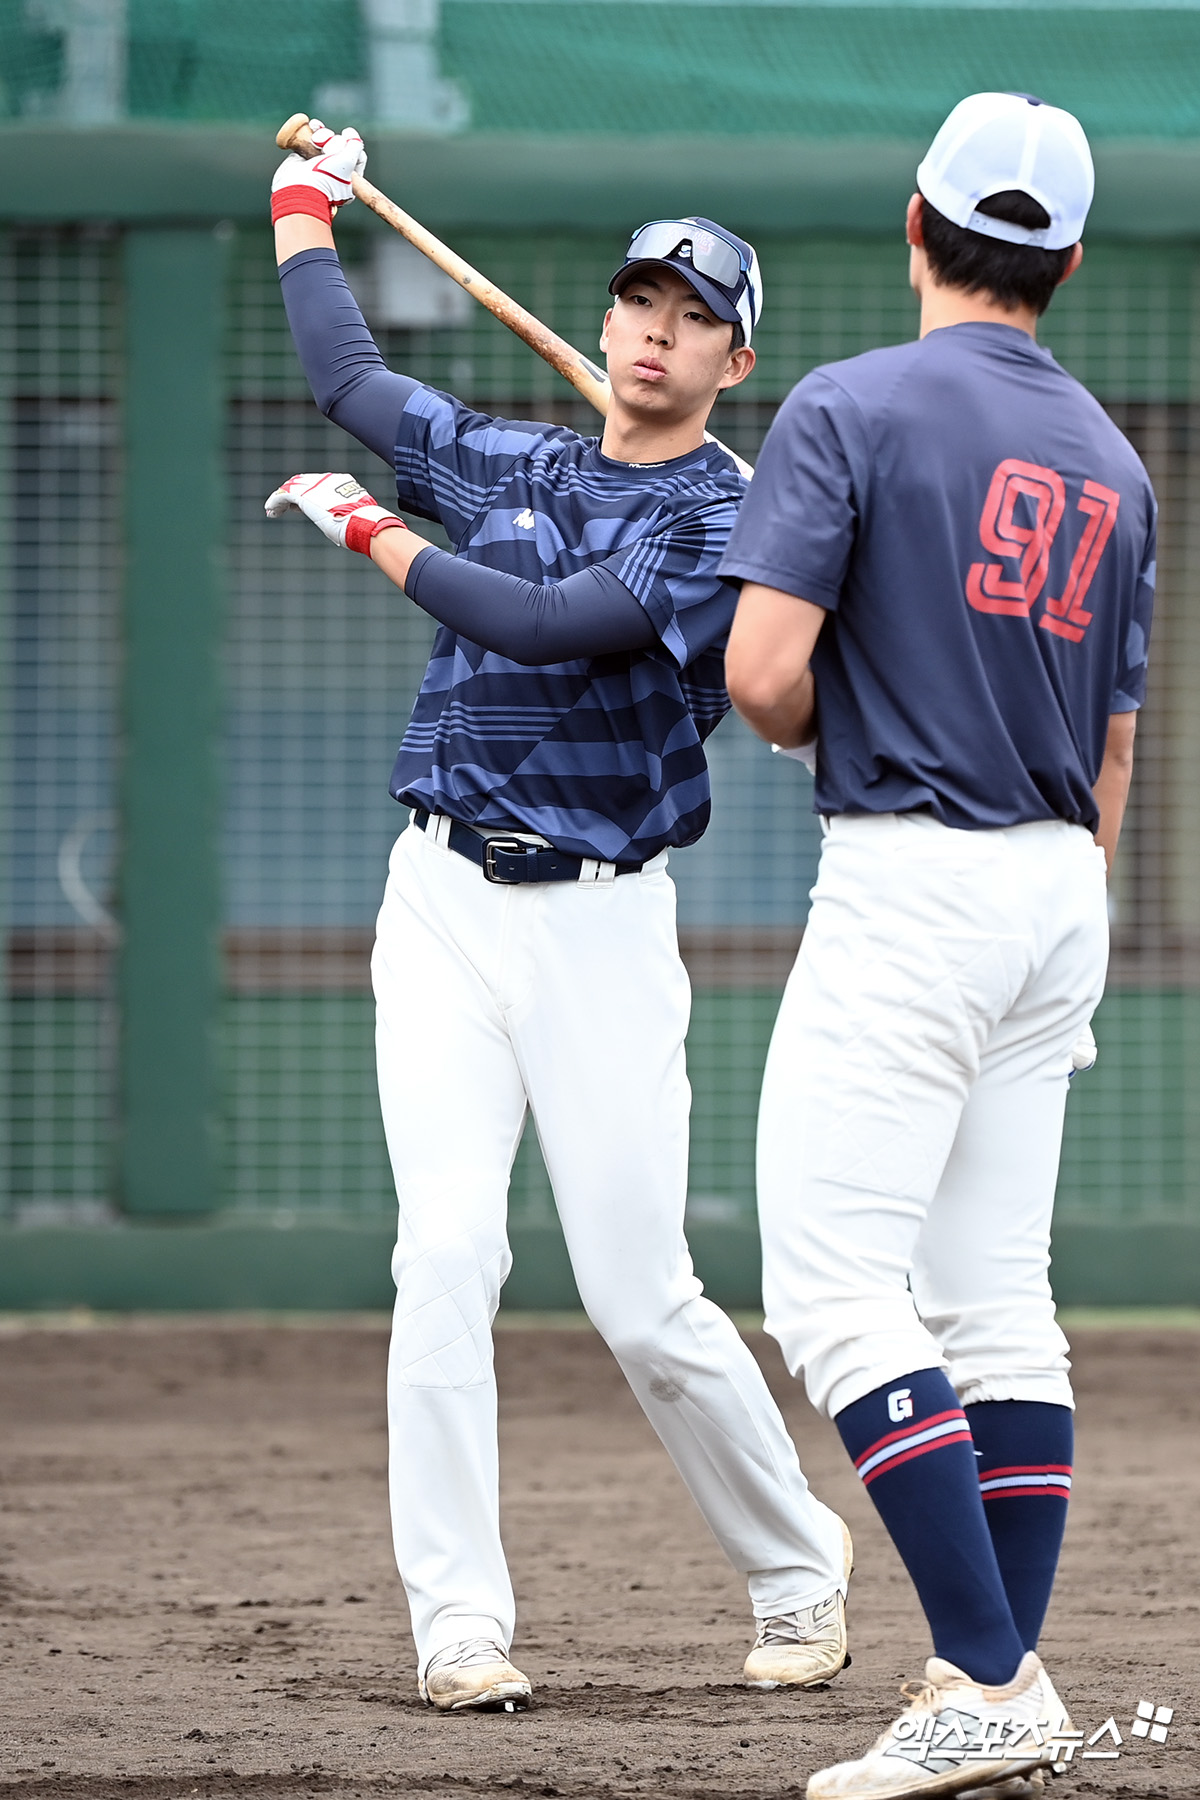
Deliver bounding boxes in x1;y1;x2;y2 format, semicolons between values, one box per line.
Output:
854;1409;968;1470
976;1464;1073;1481
860;1428;975;1486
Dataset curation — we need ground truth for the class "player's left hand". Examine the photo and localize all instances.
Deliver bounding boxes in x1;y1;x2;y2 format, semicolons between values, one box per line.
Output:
271;121;366;218
265;471;407;555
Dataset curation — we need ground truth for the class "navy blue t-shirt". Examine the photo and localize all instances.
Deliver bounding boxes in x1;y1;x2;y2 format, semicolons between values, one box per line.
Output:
719;323;1157;832
388;384;745;863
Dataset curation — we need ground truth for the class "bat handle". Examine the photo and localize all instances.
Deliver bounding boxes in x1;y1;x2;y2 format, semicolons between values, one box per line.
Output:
276;113;318;158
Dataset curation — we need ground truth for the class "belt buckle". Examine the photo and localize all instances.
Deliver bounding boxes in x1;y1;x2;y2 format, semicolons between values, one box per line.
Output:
482;837;531;883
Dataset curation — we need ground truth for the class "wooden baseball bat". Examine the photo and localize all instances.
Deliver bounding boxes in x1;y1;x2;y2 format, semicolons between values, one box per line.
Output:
276;113;612;418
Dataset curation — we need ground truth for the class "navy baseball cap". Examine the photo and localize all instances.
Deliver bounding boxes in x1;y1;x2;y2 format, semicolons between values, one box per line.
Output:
609;217;763;345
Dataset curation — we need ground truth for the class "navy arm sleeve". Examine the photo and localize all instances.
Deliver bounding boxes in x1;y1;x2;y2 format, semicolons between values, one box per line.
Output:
278;247;419;465
405;548;657;663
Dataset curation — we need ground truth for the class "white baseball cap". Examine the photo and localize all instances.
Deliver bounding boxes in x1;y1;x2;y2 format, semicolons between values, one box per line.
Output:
916;92;1094;250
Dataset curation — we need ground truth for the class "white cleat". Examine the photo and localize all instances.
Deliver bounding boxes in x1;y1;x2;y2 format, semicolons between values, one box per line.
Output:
959;1772;1046;1799
744;1516;854;1690
805;1651;1069;1798
418;1637;533;1713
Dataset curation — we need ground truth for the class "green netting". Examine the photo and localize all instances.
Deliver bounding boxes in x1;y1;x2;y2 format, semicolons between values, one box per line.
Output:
2;1;1200;137
12;992;1200;1227
237;228;1200;409
440;4;1200;139
0;227;121;1225
0;0;361;124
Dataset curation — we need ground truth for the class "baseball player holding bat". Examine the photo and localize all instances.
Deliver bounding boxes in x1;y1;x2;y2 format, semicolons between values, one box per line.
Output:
266;124;850;1713
721;94;1157;1797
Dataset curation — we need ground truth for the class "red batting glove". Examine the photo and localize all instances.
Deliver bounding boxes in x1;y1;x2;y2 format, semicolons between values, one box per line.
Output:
270;122;366;226
264;472;407;555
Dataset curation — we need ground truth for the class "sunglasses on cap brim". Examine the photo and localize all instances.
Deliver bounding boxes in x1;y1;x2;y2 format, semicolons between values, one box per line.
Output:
622;220;749;294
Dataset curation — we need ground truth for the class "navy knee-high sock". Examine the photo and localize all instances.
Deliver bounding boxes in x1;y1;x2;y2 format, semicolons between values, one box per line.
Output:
965;1401;1073;1652
836;1369;1025;1686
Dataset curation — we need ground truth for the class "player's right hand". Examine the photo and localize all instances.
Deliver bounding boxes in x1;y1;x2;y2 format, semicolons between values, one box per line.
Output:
265;471;407;556
271;122;366;222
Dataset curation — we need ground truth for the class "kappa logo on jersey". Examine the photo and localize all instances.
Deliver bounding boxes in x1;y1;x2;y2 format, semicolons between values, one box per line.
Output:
887;1387;915;1423
512;508;536;530
966;458;1120;643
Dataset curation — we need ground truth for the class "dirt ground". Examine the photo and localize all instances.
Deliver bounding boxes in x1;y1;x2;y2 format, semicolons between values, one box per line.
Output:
0;1316;1196;1800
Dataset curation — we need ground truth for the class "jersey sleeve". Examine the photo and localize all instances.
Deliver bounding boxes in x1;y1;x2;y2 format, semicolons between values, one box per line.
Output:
393;386;576;544
1111;500;1157;713
599;495;742;669
717;371;867;608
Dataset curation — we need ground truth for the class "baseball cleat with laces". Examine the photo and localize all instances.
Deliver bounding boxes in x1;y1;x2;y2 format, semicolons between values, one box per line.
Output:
744;1516;854;1689
418;1638;533;1712
805;1651;1069;1798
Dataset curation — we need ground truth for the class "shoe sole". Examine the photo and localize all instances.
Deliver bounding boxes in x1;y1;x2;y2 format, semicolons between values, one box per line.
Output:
424;1678;533;1714
934;1759;1052;1798
744;1657;851;1691
957;1774;1044;1799
808;1757;1049;1800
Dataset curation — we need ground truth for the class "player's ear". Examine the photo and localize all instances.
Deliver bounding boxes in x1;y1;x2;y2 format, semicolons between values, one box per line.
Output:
906;193;924;248
1058;243;1084;287
718;343;756;393
599;307;614;353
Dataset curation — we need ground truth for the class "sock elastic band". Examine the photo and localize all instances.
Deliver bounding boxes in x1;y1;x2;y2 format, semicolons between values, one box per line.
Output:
978;1463;1073;1503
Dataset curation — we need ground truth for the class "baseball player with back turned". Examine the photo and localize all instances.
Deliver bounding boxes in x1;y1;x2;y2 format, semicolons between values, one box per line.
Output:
721;94;1157;1798
265;124;851;1712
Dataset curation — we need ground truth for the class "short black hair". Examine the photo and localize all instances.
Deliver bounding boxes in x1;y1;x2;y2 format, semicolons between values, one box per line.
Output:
919;189;1075;316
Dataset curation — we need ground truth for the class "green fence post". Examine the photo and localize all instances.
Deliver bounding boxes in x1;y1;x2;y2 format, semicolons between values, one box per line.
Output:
118;226;227;1216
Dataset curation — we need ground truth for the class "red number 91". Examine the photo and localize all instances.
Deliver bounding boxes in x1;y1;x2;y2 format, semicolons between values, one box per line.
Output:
966;457;1120;644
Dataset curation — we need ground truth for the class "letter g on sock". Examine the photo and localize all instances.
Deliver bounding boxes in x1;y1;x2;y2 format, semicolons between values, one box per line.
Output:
888;1387;915;1423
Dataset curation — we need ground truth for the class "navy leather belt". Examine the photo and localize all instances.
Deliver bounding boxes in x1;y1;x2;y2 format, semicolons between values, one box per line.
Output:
413;808;643;884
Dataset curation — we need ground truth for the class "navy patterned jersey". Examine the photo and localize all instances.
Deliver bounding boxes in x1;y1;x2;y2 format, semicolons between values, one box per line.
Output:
387;384;747;864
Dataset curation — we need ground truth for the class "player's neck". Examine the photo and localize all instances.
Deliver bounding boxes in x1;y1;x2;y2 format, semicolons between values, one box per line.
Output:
917;278;1039;342
599;402;710;466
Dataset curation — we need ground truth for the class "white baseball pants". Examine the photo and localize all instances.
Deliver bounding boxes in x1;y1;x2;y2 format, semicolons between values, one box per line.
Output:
373;819;846;1673
757;812;1110;1422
